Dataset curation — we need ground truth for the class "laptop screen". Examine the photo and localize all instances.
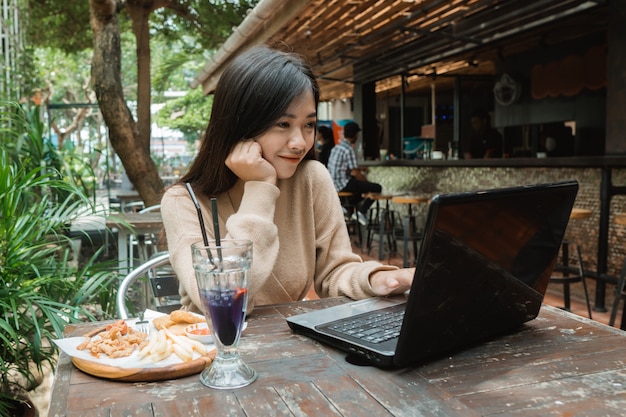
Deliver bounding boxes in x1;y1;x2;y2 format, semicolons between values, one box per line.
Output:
395;181;578;363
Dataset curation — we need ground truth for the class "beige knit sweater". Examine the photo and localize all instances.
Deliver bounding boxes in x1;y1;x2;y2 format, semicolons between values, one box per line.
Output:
160;160;397;314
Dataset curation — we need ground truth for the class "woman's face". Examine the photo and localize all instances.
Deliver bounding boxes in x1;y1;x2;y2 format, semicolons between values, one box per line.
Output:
255;90;317;180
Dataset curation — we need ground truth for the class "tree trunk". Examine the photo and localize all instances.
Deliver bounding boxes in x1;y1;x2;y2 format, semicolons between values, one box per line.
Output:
89;0;163;207
127;0;154;154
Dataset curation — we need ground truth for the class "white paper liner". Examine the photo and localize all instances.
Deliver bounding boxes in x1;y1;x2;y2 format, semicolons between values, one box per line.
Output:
53;309;216;369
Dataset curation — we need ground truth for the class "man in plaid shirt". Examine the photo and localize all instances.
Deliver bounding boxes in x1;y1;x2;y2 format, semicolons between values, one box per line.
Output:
327;122;382;226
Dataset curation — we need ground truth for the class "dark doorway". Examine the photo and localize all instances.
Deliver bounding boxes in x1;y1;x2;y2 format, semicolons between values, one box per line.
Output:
389;106;424;157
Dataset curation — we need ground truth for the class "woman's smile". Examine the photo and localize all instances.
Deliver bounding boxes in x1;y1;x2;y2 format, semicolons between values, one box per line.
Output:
278;153;303;163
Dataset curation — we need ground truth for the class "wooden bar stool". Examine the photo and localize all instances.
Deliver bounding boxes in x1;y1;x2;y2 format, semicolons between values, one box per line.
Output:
363;193;397;260
338;191;362;247
609;212;626;330
549;208;593;318
391;195;430;268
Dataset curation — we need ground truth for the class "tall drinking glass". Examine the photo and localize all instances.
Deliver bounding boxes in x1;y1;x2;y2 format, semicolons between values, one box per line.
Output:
192;239;257;389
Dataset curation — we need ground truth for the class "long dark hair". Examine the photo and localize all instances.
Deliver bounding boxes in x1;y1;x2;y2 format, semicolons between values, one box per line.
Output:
182;45;320;196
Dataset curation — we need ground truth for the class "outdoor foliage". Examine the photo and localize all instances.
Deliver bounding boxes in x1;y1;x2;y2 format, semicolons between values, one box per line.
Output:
22;0;258;207
154;87;213;142
0;102;119;414
0;101;96;203
25;0;96;53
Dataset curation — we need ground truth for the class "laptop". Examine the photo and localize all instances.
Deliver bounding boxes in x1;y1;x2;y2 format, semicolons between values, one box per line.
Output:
287;180;579;368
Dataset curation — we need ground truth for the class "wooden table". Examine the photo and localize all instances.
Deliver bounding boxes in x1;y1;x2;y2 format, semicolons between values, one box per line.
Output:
105;212;163;273
49;298;626;416
114;190;142;212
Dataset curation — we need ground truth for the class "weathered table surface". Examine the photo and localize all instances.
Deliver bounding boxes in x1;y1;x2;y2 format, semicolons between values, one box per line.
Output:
49;298;626;416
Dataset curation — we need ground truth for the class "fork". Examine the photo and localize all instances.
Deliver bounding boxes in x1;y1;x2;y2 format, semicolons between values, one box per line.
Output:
135;311;150;334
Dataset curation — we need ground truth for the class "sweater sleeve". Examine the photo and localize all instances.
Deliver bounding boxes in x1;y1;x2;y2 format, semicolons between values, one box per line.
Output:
223;181;280;309
308;163;398;300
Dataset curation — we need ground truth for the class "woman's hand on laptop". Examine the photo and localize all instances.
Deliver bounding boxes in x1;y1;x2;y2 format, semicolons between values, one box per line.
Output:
369;268;415;296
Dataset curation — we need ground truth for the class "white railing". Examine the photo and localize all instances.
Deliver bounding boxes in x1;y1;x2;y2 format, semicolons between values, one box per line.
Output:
0;0;24;100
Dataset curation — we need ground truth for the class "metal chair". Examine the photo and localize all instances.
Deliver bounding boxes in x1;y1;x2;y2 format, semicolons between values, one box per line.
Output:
116;252;181;319
550;244;593;318
391;195;430;268
549;208;593;319
609;258;626;329
609;212;626;330
139;205;161;213
364;193;397;261
338;191;362;247
123;201;145;213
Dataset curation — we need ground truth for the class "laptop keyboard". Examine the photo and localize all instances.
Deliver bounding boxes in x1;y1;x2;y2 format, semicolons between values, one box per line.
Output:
320;307;405;344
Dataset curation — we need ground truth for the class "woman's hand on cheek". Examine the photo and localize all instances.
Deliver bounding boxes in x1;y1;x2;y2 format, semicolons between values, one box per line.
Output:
226;141;277;185
369;268;415;296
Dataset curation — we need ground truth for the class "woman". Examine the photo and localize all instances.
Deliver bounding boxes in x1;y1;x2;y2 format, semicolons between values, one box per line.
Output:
161;45;414;314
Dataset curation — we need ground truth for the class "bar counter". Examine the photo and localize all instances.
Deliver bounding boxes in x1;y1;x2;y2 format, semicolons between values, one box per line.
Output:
361;156;626;312
361;155;626;168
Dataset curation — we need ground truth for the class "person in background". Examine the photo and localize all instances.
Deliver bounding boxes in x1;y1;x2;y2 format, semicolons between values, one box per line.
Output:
463;109;504;159
327;121;382;226
161;45;414;315
317;125;335;166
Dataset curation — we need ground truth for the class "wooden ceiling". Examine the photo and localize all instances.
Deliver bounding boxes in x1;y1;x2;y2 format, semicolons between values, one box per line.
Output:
265;0;607;101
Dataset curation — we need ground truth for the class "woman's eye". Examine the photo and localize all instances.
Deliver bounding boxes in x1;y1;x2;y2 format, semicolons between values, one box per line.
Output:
277;121;290;128
306;122;317;129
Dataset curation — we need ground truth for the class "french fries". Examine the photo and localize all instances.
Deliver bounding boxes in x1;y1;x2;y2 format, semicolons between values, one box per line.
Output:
163;327;207;356
137;327;208;363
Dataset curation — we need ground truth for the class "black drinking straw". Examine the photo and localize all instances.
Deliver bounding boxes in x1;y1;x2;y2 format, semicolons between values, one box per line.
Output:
211;198;221;247
185;183;209;246
211;197;223;268
185;183;214;264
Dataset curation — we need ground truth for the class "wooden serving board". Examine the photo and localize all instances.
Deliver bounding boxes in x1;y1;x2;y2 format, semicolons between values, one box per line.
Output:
71;326;216;382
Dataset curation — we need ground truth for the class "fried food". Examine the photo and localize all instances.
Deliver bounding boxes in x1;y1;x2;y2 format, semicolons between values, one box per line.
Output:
77;320;147;359
169;310;205;325
75;316;213;364
152;315;175;330
152;310;205;335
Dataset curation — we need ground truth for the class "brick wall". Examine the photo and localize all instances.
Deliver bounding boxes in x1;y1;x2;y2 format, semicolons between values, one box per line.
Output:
368;165;626;279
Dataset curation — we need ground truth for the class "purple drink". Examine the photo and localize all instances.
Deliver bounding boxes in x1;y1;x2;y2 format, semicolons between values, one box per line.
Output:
200;288;246;346
193;240;256;389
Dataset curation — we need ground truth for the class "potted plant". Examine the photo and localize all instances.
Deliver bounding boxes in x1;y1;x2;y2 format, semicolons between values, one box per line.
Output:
0;103;118;416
